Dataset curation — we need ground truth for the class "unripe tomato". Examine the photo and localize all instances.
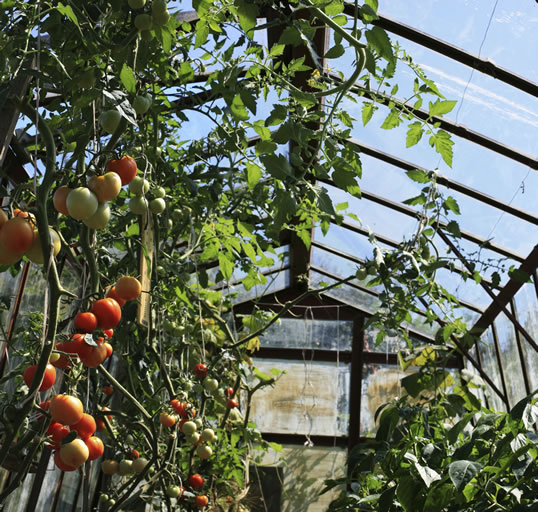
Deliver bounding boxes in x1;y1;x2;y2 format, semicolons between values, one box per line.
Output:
66;187;99;221
74;312;98;333
193;363;208;379
195;495;209;508
91;298;122;329
128;0;146;8
88;172;122;202
83;202;111;230
25;228;61;264
60;438;89;468
133;94;152;115
85;436;104;460
50;343;71;369
185;432;200;445
201;428;216;442
71;413;96;439
150;198;166;214
166;485;181;498
188;474;204;489
101;459;119;475
23;363;56;391
160;412;176;427
0;217;34;254
203;377;219;392
134;13;153;30
129;176;150;195
119;459;134;475
53;186;71;215
106;156;137;186
106;286;126;308
129;196;148;215
153;8;170;25
54;450;77;472
99;110;121;134
153;186;166;198
115;276;142;301
50;394;84;426
196;445;212;459
132;457;148;473
181;420;197;435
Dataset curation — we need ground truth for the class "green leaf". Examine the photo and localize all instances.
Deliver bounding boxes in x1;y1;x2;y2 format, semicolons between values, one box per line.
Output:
324;44;345;59
443;196;461;215
362;102;376;126
218;252;234;280
120;63;136;94
178;61;195;83
246;162;262;189
235;0;258;38
429;130;454;167
265;104;288;127
403;194;426;206
324;1;344;15
195;20;209;48
364;0;379;12
406;121;424;147
446;220;461;237
269;44;286;56
57;3;79;26
396;476;423;511
429;99;458;117
365;26;394;63
448;460;481;492
406;169;430;183
332;167;361;197
230;94;249;121
380;109;402;130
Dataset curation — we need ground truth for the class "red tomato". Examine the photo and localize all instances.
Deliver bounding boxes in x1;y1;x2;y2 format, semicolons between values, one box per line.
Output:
106;287;126;308
224;387;234;397
71;413;96;439
91;298;121;329
188;474;204;489
48;422;70;444
104;329;114;338
23;363;56;391
103;386;114;395
96;418;105;432
227;399;238;409
50;394;84;426
85;436;104;460
130;449;140;460
193;363;208;379
106;155;137;186
74;312;98;333
80;340;107;368
0;217;34;254
103;342;113;358
115;276;142;301
53;186;71;216
195;495;209;508
54;450;77;472
159;412;176;427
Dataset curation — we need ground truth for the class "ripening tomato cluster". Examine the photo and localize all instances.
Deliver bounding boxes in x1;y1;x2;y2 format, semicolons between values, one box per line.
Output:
52;155;138;230
45;394;104;471
0;209;61;266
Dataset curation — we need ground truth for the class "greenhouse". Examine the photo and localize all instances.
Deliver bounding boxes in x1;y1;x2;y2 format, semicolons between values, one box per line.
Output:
0;0;536;511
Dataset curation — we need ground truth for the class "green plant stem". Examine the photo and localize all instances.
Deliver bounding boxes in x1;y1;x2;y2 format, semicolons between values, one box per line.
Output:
79;224;99;297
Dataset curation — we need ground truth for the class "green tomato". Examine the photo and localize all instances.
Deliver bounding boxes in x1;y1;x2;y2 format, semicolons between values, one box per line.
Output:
83;202;111;230
139;29;154;41
150;197;166;214
152;0;167;12
194;418;203;429
356;268;367;281
181;421;197;436
153;186;166;198
119;460;134;475
99;110;121;134
132;457;149;473
78;69;96;89
367;265;377;276
99;494;109;502
129;196;149;215
128;0;146;8
134;13;152;31
166;485;181;498
196;445;212;459
129;176;150;195
66;187;99;220
185;432;200;444
133;94;152;115
201;428;215;442
203;377;219;392
152;8;170;25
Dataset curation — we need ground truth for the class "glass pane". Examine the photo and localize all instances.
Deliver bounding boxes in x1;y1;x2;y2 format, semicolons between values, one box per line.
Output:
259;444;346;512
475;327;506;412
514;281;538;393
261;318;353;351
250;359;350;436
495;313;527;407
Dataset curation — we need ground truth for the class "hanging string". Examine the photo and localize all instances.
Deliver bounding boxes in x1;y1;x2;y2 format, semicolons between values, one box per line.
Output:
33;0;41;197
301;307;316;447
